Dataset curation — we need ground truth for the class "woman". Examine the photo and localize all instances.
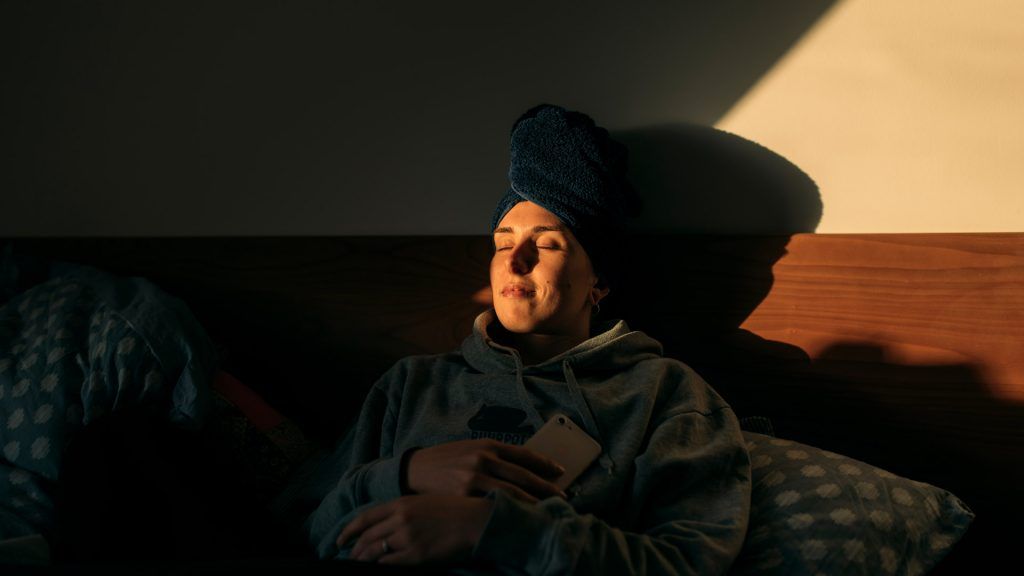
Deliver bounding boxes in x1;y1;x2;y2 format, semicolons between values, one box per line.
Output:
305;105;751;575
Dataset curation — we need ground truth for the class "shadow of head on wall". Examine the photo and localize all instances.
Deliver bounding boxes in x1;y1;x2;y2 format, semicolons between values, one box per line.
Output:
602;125;822;399
614;124;822;234
604;123;822;338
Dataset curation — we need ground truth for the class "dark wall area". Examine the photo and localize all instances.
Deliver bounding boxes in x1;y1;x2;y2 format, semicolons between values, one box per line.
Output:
1;1;835;236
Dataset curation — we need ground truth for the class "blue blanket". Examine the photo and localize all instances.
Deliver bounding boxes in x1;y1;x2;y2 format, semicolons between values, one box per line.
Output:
0;257;216;542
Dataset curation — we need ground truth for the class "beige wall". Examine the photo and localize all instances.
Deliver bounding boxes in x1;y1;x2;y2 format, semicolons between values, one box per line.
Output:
717;0;1024;232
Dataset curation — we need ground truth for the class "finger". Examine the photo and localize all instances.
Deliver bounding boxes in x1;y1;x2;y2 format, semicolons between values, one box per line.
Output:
484;457;567;499
473;475;540;504
354;536;394;564
351;514;401;561
494;479;541;504
378;549;417;566
374;526;412;564
338;502;395;548
494;443;566;478
375;529;418;565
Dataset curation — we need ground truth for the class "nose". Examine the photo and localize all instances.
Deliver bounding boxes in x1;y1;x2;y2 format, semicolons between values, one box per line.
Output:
508;242;536;275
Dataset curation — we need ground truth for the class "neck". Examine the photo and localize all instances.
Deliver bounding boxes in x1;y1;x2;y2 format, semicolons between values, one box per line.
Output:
493;322;591;366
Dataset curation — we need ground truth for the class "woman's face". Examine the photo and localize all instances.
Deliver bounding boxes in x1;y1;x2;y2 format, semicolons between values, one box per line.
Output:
490;201;606;336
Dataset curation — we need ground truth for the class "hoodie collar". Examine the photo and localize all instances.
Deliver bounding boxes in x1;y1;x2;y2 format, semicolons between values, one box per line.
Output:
463;309;661;374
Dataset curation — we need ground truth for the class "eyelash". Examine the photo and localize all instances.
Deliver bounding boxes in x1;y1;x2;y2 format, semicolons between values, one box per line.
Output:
494;245;560;251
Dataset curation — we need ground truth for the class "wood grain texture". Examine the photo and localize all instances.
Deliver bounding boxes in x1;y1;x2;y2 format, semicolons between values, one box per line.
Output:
7;233;1022;572
749;234;1023;393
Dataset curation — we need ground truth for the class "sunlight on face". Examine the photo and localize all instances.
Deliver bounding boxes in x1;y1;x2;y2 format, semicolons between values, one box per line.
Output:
490;202;601;336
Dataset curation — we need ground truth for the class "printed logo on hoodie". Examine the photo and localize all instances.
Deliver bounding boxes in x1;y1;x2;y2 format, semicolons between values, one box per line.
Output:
468;404;534;445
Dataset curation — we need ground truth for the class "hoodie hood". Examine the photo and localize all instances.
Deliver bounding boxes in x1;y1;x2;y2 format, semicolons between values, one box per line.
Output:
462;309;663;375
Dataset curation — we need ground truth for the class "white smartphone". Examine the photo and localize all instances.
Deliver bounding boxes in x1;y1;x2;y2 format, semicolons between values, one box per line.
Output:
524;414;602;490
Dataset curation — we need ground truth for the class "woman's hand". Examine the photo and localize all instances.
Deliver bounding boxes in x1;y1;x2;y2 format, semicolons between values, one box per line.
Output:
405;439;566;503
338;495;494;565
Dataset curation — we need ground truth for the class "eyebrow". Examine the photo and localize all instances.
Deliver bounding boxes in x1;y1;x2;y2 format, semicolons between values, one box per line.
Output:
493;225;566;235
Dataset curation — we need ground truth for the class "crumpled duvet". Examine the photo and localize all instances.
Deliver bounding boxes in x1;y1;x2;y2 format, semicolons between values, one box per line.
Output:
0;257;216;544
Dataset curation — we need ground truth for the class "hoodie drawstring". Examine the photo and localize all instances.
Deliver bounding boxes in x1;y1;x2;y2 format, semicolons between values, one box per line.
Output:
512;353;549;432
501;341;616;476
562;360;615;474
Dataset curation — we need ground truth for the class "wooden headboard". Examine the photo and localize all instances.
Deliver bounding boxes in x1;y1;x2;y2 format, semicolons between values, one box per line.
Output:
8;233;1022;573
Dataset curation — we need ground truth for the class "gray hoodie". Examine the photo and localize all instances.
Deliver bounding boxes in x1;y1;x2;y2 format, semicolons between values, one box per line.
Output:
306;310;751;574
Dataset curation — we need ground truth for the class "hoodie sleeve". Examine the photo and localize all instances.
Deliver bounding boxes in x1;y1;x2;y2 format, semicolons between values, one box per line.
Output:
472;405;751;576
304;365;412;559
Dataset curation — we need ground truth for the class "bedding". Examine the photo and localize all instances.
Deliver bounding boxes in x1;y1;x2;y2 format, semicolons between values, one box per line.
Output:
207;370;317;504
730;432;974;575
0;258;216;551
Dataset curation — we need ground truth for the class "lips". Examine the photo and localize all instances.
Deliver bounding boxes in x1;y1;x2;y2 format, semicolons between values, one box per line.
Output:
501;284;535;298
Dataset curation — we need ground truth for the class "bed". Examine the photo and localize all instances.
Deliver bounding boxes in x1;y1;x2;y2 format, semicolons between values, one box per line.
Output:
1;233;1020;574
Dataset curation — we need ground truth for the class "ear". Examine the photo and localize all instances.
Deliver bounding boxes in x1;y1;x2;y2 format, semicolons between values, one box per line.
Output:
590;279;611;306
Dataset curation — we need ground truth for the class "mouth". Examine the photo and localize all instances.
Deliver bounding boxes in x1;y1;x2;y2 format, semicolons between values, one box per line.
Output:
501;284;535;298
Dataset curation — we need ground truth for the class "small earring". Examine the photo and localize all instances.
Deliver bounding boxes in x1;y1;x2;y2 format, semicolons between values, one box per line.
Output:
591;303;601;316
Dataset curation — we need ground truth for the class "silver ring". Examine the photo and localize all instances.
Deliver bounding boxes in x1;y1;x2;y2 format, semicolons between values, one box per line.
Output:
381;539;390;554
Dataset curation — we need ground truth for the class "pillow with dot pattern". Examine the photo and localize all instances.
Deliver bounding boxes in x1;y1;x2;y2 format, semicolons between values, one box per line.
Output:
1;265;215;542
729;432;974;576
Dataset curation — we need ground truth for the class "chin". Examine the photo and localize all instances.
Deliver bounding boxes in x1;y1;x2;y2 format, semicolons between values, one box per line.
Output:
494;308;537;334
495;307;574;337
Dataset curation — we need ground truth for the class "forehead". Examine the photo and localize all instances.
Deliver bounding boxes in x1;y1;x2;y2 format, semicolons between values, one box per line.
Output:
494;201;565;231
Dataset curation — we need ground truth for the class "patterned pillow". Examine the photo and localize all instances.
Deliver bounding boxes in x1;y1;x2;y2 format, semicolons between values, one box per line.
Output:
730;432;974;576
1;265;216;542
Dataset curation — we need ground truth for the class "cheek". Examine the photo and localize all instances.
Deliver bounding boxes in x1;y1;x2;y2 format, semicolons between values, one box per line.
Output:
554;264;581;290
562;266;596;303
489;256;503;283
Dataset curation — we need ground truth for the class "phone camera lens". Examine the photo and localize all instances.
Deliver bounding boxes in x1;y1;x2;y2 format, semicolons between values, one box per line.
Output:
558;417;566;425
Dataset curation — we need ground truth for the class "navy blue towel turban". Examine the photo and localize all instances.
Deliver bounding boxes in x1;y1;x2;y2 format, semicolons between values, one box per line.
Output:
491;104;641;287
